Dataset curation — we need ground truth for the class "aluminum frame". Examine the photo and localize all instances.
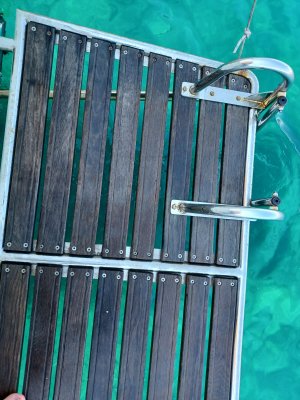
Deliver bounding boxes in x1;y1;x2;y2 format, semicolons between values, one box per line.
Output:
0;10;260;400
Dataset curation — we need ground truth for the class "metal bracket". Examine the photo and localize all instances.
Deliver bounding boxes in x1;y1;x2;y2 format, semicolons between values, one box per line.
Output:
170;200;284;221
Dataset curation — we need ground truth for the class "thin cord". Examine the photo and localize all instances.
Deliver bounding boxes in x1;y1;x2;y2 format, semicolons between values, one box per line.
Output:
233;0;257;58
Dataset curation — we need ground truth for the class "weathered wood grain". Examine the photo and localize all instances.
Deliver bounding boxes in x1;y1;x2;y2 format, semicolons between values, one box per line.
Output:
87;269;123;400
190;67;225;264
131;53;171;260
206;277;238;400
118;271;152;399
102;46;143;259
178;275;210;399
0;263;30;398
54;267;92;400
161;60;199;263
4;22;55;252
36;31;86;255
70;39;115;256
24;265;62;399
216;74;250;267
148;273;181;400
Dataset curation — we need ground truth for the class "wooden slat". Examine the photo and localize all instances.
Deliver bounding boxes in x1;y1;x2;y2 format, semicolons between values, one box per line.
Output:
4;22;55;252
178;275;210;400
206;277;238;400
190;67;225;264
36;31;86;255
131;53;171;260
216;75;250;267
102;46;144;259
148;273;181;400
54;267;92;400
70;39;115;256
0;263;30;398
118;271;152;399
162;60;199;263
87;269;123;400
24;265;62;399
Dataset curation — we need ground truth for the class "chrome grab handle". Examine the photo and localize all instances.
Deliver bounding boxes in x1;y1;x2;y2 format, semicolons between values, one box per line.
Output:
170;200;284;221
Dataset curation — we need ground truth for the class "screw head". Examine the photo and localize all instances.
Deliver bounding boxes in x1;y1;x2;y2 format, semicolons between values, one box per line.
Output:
166;60;170;65
231;78;236;83
102;273;107;278
21;268;27;274
85;272;90;277
192;66;197;71
179;64;183;69
231;282;235;287
205;70;210;75
244;84;248;89
108;45;113;50
55;245;60;251
153;57;157;63
205;255;210;261
204;281;208;286
62;35;67;40
210;91;215;96
72;246;77;251
217;281;222;286
31;26;36;32
132;274;137;280
87;247;92;253
147;276;151;281
147;252;151;257
164;253;169;258
78;39;82;44
5;267;10;273
94;42;99;47
161;277;166;282
192;254;197;260
123;49;128;54
175;278;180;283
178;254;183;259
119;249;124;255
54;271;60;276
190;279;195;284
6;242;12;247
219;257;223;263
104;248;109;254
23;243;29;248
133;251;138;256
233;258;237;264
70;271;75;277
117;275;121;280
39;244;44;249
39;269;44;274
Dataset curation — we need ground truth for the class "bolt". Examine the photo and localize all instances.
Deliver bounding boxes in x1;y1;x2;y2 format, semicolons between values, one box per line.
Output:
217;281;222;286
210;91;215;96
47;31;52;36
21;268;26;274
175;278;180;283
192;66;197;71
104;249;109;254
233;258;237;264
166;60;170;65
39;244;44;249
231;282;235;287
102;273;107;278
138;52;142;58
23;243;29;248
204;281;208;286
6;242;12;247
108;45;113;51
70;271;75;277
192;255;197;260
179;64;183;69
147;276;151;281
133;251;138;256
78;39;82;44
117;275;121;280
178;254;182;259
205;70;210;75
161;277;166;282
5;267;10;273
87;247;92;253
94;42;99;47
191;279;195;284
123;50;128;54
85;272;90;277
72;246;77;251
205;255;210;261
119;249;124;255
55;271;60;276
244;84;248;89
231;78;236;83
164;253;169;258
62;35;67;40
39;269;43;274
153;57;157;62
132;274;137;280
31;26;36;32
55;245;60;251
236;96;241;101
147;252;151;257
219;257;223;263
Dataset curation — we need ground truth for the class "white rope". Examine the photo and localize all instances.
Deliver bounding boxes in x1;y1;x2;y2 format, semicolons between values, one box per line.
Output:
233;0;257;58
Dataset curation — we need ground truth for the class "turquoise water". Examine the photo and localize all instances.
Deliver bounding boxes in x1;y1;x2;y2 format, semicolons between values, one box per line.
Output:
0;1;300;399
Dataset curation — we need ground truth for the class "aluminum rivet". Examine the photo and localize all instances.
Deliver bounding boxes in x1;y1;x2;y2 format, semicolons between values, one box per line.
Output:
85;272;90;277
231;282;235;287
119;249;124;255
192;254;197;259
94;42;99;47
178;253;183;259
47;31;52;36
6;242;12;247
39;269;43;274
104;249;109;254
205;255;210;261
133;251;138;256
31;26;36;32
54;271;59;276
219;257;223;263
205;70;210;75
161;277;166;282
147;252;151;257
102;273;107;278
39;244;44;249
117;275;121;280
164;253;169;258
182;86;187;92
5;267;10;273
21;268;26;274
204;281;208;286
70;271;75;277
210;91;215;96
63;35;67;40
23;243;29;248
87;247;92;253
192;66;197;71
55;245;60;251
217;281;222;286
179;64;183;69
191;279;195;284
72;246;77;251
233;258;237;263
132;274;137;280
123;50;128;54
175;278;180;283
147;276;151;281
231;78;236;83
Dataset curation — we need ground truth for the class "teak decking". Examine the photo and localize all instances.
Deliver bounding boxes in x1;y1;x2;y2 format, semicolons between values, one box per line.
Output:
0;12;256;400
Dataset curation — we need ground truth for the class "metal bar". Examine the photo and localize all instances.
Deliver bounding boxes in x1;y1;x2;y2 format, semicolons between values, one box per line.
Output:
170;200;284;221
0;37;15;52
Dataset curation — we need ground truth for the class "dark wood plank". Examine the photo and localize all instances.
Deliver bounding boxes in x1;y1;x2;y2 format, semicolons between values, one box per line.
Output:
4;22;55;252
148;273;181;400
87;269;123;400
162;60;199;263
24;264;62;399
178;275;210;400
54;266;92;400
206;277;238;400
102;46;144;259
131;53;171;260
0;263;30;398
70;39;116;256
190;67;225;264
118;271;152;399
36;30;86;255
216;75;250;267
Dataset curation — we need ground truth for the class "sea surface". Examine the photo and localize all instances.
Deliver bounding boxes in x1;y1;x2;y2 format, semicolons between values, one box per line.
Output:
0;1;299;399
